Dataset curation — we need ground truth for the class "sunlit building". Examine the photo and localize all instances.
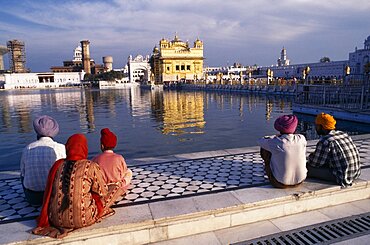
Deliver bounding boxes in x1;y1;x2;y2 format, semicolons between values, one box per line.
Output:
151;35;204;84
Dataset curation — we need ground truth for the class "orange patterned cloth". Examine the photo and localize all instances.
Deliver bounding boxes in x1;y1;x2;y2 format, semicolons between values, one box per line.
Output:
315;113;336;130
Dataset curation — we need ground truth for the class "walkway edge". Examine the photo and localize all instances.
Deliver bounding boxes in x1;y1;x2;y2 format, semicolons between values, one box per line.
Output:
10;179;370;245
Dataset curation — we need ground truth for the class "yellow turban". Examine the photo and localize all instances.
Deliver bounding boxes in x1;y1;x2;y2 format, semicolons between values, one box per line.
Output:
315;113;336;130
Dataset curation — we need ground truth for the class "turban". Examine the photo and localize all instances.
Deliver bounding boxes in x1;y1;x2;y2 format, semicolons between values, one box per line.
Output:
274;115;298;134
315;113;336;130
65;134;88;161
100;128;117;149
33;115;59;138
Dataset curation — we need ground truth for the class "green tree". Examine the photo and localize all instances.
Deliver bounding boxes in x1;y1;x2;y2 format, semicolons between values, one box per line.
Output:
320;57;331;63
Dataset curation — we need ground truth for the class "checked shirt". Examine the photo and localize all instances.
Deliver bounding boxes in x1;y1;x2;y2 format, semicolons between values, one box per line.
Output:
308;130;361;186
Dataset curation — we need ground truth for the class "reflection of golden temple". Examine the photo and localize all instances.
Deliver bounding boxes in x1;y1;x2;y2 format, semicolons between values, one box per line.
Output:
162;92;205;135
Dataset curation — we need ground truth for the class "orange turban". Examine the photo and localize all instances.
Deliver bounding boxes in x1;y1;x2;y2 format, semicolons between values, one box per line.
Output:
315;113;336;130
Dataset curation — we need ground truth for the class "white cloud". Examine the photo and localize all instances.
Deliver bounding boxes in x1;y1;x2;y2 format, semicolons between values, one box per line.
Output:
0;0;369;71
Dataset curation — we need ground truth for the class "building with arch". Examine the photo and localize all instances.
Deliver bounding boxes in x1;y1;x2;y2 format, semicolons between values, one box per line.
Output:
127;55;151;83
151;35;204;84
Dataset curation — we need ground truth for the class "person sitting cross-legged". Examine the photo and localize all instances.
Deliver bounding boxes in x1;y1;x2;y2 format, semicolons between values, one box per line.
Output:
20;115;66;206
307;113;361;187
258;115;307;188
32;134;117;238
92;128;132;205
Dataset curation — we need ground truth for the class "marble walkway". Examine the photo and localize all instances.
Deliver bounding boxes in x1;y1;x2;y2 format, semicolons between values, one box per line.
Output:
1;135;370;225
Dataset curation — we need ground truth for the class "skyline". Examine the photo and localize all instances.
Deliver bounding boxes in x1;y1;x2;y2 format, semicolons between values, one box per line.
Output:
1;0;369;72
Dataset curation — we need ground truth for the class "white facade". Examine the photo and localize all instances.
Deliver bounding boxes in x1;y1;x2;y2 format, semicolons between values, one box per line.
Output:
1;72;85;89
261;60;348;79
73;46;82;62
349;35;370;75
277;47;290;66
127;55;151;83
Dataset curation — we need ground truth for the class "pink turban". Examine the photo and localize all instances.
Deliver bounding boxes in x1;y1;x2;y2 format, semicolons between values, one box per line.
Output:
274;115;298;134
33;115;59;138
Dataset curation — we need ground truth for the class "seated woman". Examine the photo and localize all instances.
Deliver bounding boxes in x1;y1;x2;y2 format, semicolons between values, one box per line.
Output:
257;115;307;188
32;134;120;238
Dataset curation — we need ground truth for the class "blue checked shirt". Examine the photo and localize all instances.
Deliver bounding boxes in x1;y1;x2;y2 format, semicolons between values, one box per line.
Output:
20;137;66;191
308;130;361;186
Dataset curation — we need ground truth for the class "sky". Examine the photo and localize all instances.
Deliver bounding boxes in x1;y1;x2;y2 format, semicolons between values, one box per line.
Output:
0;0;369;72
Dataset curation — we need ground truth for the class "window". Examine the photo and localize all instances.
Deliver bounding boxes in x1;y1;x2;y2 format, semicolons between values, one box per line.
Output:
176;65;179;71
167;67;170;71
181;65;185;71
186;65;190;71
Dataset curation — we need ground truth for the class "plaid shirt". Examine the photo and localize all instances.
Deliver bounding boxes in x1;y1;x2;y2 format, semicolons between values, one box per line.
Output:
20;137;66;191
308;130;361;186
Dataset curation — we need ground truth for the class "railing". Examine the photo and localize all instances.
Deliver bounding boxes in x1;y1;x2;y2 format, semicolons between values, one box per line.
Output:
295;83;370;112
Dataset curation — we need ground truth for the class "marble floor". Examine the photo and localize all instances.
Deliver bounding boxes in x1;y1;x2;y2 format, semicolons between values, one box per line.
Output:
1;137;369;225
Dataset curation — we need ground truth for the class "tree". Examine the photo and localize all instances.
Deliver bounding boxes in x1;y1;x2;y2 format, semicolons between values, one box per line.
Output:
320;57;331;63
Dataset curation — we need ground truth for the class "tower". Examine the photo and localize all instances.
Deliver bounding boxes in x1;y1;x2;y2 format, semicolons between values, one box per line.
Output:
277;47;290;66
0;45;8;71
103;56;113;72
80;40;91;74
7;40;27;73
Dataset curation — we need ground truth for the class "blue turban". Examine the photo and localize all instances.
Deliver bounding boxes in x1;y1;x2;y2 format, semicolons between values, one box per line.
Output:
33;115;59;138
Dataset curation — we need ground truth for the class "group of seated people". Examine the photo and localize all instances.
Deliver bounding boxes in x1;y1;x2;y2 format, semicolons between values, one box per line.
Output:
20;115;132;238
20;112;361;238
258;113;361;188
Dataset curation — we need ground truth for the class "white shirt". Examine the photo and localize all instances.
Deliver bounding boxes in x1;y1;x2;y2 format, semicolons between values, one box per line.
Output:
258;134;307;185
20;137;66;191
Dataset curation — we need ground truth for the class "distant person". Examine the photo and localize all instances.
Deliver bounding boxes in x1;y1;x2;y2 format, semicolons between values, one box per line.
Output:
92;128;132;204
20;115;66;206
32;134;116;238
258;115;307;188
307;113;361;186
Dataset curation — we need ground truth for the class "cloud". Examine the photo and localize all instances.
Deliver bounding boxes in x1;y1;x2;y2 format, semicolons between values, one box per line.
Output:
0;0;369;71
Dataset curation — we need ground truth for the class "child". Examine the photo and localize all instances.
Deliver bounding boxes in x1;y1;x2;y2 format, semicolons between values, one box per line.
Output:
92;128;132;204
257;115;307;188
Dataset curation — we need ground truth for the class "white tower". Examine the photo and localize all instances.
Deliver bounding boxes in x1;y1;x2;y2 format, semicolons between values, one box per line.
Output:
277;47;290;66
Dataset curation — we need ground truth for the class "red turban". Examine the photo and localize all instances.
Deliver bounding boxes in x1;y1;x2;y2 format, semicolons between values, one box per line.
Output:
274;115;298;134
65;134;88;161
100;128;117;148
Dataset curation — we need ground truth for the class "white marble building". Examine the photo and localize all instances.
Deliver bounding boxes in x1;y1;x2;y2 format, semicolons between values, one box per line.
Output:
0;71;85;89
349;35;370;75
127;55;151;83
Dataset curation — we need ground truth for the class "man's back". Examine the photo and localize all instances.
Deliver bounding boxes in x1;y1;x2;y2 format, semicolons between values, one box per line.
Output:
20;137;66;191
308;130;361;186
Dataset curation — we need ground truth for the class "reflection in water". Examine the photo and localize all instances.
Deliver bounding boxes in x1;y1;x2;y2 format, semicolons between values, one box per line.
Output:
162;92;205;135
1;88;369;171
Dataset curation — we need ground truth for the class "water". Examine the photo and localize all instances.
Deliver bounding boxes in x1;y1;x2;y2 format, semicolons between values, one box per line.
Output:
1;87;369;171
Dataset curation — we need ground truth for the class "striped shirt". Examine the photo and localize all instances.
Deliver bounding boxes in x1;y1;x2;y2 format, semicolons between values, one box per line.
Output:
20;137;66;191
307;130;361;186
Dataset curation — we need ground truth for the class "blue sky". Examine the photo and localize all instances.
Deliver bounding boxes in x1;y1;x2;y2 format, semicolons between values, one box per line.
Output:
1;0;369;72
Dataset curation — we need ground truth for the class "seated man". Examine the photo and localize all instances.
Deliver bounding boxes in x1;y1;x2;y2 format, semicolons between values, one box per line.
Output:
20;115;66;206
307;113;361;187
92;128;132;205
258;115;307;188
